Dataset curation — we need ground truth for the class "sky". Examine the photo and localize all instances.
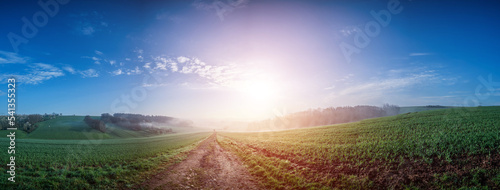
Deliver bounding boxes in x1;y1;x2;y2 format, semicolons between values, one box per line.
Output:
1;0;500;121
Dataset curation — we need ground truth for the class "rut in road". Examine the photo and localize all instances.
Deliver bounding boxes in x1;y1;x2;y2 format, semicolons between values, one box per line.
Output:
145;133;262;190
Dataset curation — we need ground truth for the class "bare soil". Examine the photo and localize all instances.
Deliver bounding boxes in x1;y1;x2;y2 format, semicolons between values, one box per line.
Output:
145;133;262;190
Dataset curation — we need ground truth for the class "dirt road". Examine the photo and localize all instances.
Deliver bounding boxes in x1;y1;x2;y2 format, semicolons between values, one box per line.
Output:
145;133;262;190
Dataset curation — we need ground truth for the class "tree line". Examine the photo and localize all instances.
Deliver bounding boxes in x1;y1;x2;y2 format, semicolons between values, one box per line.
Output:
0;113;60;133
247;104;400;131
84;116;106;132
82;113;189;134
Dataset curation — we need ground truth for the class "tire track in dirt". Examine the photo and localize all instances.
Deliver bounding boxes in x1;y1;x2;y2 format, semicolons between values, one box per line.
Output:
145;133;262;190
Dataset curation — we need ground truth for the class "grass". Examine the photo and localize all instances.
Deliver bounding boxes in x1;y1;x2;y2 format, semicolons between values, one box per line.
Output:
218;106;500;189
0;132;211;189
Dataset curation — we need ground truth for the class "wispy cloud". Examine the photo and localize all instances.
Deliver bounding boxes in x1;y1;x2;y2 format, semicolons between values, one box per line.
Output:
409;52;433;56
0;90;5;96
322;69;449;106
0;51;27;64
9;63;65;84
72;11;108;36
126;67;142;75
112;67;142;76
141;54;238;87
63;66;76;74
95;50;103;55
324;85;336;90
339;72;438;96
335;73;354;82
339;26;360;37
156;12;184;23
192;0;249;21
134;49;144;62
112;69;123;76
80;69;99;78
82;56;102;64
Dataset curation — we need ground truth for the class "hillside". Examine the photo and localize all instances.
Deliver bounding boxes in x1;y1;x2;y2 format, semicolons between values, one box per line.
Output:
0;116;182;140
219;106;500;189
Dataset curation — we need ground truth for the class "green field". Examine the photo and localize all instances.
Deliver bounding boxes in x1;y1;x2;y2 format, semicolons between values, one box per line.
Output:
0;131;211;189
1;107;499;189
218;106;500;189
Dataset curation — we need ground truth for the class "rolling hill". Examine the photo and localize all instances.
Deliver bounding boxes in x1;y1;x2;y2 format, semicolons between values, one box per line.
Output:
0;116;192;140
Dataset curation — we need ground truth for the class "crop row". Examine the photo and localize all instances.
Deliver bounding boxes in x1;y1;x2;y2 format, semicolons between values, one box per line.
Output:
219;107;500;189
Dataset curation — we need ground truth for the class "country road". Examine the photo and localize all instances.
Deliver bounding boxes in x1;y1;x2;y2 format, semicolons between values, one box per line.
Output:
145;133;262;190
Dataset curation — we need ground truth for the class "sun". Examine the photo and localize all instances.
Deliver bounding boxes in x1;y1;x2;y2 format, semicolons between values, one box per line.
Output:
246;80;275;101
227;72;285;120
240;77;278;104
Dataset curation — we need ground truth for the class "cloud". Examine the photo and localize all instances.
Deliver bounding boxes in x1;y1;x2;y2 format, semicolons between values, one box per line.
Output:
134;49;144;54
322;69;449;106
152;57;180;72
324;85;336;90
81;25;95;35
72;11;108;36
154;61;168;70
0;90;5;96
81;56;102;64
177;56;189;63
0;51;27;64
10;63;65;84
335;73;354;82
192;0;249;21
92;57;101;64
135;50;241;88
111;67;142;76
109;60;116;65
112;69;123;76
170;61;178;72
339;72;437;96
142;83;169;88
63;66;76;74
409;53;433;56
95;50;103;55
142;54;238;87
79;69;99;78
339;26;360;37
156;12;184;23
126;67;142;75
174;57;237;86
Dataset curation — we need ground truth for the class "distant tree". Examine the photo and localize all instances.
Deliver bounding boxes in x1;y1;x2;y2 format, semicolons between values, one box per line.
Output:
383;104;400;116
84;115;106;132
23;122;31;132
28;114;43;124
101;113;112;123
247;104;401;131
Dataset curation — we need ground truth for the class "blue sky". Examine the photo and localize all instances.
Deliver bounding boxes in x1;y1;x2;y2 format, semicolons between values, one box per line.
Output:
1;0;500;121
